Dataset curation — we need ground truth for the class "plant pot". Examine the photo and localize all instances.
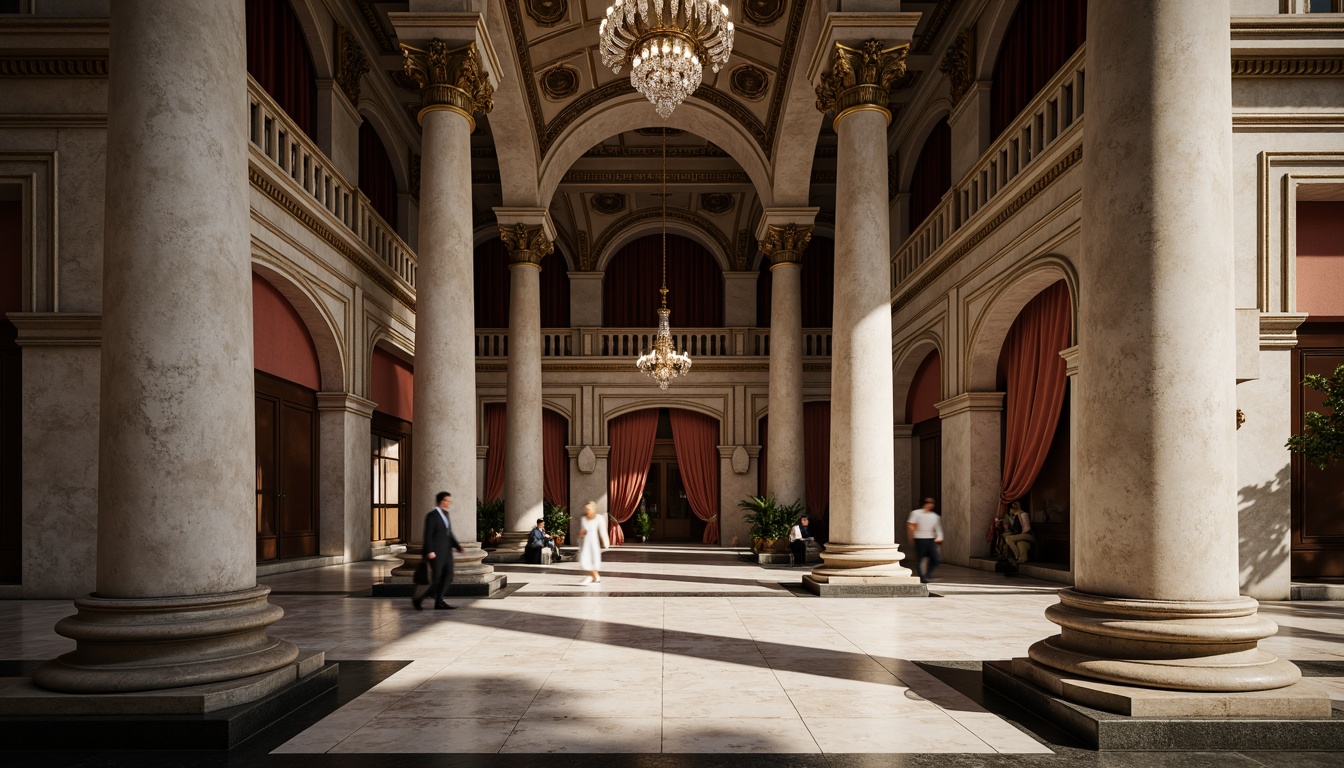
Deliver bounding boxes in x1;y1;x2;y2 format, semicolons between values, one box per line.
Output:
752;537;764;553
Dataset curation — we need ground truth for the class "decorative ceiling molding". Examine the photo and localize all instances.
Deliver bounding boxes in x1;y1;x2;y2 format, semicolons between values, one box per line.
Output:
912;0;957;55
563;170;753;185
701;193;735;215
541;65;580;100
743;0;786;27
592;207;736;268
730;64;770;100
0;56;107;77
591;193;626;214
584;143;728;158
351;0;396;54
525;0;569;27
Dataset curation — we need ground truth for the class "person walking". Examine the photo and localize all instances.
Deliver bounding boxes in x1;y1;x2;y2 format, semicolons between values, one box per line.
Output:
906;497;943;584
577;501;608;584
413;491;465;610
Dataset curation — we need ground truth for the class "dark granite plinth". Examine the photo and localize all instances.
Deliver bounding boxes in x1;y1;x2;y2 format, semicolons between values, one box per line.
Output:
801;574;928;597
371;574;508;598
983;659;1344;751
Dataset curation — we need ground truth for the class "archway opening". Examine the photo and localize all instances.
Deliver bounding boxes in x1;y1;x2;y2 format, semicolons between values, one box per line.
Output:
474;237;572;329
607;408;722;545
604;234;724;328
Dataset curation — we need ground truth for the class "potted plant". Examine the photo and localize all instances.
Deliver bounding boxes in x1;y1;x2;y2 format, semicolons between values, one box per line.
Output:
476;497;505;548
633;506;654;542
1287;363;1344;470
739;496;797;553
543;501;570;547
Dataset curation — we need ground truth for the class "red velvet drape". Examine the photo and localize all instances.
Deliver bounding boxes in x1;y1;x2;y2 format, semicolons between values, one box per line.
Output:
474;239;571;328
756;237;837;328
990;0;1087;140
484;403;506;502
757;416;768;497
359;119;399;228
543;409;569;508
605;234;723;327
245;0;316;137
998;281;1072;513
803;402;831;519
909;119;952;230
670;409;721;545
606;409;659;545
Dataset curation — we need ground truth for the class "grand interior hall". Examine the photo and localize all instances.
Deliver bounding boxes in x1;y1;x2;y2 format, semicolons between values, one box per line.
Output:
1;0;1344;764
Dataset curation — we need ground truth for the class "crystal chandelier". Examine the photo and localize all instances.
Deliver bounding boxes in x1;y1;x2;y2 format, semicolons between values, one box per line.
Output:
635;132;692;389
599;0;735;118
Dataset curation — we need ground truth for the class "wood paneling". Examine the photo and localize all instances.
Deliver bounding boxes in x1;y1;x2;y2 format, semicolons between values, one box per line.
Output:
255;372;319;561
1292;323;1344;579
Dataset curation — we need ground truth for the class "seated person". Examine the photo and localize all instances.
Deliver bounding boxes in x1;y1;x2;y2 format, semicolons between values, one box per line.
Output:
525;518;561;564
788;515;815;567
1003;501;1033;565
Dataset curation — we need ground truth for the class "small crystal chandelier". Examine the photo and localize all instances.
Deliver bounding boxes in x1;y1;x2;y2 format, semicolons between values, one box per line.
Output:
599;0;735;118
635;132;692;389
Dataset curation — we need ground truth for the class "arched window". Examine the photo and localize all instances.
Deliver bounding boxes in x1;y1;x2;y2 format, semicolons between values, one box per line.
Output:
359;119;399;228
756;236;835;328
990;0;1087;140
909;118;952;230
474;239;572;328
246;0;317;137
604;234;723;327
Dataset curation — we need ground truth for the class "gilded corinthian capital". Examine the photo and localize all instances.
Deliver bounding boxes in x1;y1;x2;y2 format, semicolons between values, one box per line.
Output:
401;40;495;129
759;223;814;267
815;40;909;123
499;223;554;267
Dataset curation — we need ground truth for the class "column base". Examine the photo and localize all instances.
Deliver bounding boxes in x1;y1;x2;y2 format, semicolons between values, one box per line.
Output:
484;531;530;563
1030;588;1303;693
32;586;299;694
809;542;918;581
373;542;506;597
801;573;927;597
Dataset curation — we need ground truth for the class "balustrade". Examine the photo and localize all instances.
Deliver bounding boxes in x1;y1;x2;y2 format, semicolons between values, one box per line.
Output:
473;328;832;358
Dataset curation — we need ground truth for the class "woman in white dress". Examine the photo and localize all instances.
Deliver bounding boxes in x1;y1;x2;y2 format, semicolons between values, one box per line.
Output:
577;501;608;584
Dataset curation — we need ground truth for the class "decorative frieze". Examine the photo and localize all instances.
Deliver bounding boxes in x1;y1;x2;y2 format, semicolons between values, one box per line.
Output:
940;26;975;105
759;223;813;267
0;56;107;78
815;40;909;123
400;40;494;128
335;25;370;103
1231;57;1344;77
499;223;554;267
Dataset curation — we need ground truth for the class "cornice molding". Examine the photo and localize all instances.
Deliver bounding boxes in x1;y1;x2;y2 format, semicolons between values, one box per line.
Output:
1231;57;1344;77
315;392;378;417
1259;312;1309;349
935;392;1005;418
8;312;101;346
0;55;107;78
911;0;957;55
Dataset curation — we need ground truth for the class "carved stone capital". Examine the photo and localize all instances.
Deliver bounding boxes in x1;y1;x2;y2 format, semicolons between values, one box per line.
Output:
815;40;909;123
401;40;494;129
335;25;370;103
759;223;814;267
939;25;974;106
499;223;553;267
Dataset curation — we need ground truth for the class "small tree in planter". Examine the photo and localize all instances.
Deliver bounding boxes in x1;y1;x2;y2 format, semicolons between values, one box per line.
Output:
739;496;796;553
543;501;570;546
633;506;654;542
1287;363;1344;470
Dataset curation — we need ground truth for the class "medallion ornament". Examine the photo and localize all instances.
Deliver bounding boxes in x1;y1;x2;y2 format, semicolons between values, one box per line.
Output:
400;40;495;128
592;193;627;215
743;0;785;26
759;223;813;266
700;192;734;215
335;26;370;103
814;40;909;122
940;26;975;106
598;0;735;118
498;223;554;267
525;0;569;26
541;65;580;100
729;64;770;100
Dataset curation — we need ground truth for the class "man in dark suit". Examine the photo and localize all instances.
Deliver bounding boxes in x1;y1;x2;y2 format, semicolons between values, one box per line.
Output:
413;490;465;611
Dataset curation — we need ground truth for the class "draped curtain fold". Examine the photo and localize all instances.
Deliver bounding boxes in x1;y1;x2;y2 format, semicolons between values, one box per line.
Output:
245;0;316;137
484;403;506;502
998;281;1072;513
669;409;721;545
909;119;952;230
606;409;659;545
990;0;1088;140
358;119;399;228
604;234;724;327
803;402;831;519
474;238;571;328
757;416;768;497
543;410;569;508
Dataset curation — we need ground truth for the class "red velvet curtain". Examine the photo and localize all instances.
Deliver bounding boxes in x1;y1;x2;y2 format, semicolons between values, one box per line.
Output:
990;0;1087;140
998;281;1072;513
756;237;835;328
475;239;571;328
606;409;659;545
605;234;723;327
803;402;831;519
909;118;952;230
359;119;398;228
670;409;721;545
484;403;506;502
543;409;569;508
245;0;315;137
757;416;768;497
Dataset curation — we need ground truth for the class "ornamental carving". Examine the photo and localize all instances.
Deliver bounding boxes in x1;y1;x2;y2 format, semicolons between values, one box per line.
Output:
499;223;554;267
734;229;753;271
743;0;785;26
700;193;734;215
577;230;594;270
591;193;626;215
940;26;975;106
815;40;909;117
401;40;495;125
759;223;814;266
409;153;421;201
335;25;369;103
730;64;770;100
541;65;580;100
525;0;568;26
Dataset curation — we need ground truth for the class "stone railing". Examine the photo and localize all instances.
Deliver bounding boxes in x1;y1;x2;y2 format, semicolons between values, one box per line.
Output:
475;328;834;358
246;77;417;291
892;45;1086;288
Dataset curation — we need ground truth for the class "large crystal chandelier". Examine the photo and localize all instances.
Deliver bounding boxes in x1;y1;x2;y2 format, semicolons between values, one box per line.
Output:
635;132;692;389
599;0;735;118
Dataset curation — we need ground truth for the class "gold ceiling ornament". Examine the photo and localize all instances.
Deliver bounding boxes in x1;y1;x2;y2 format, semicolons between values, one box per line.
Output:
599;0;735;118
815;40;909;122
759;223;813;267
498;223;554;267
636;131;692;389
335;26;370;103
400;40;495;129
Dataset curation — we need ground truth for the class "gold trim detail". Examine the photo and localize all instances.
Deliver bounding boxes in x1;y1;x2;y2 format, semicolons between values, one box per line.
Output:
401;40;494;129
759;224;813;267
335;26;370;103
499;223;554;268
815;40;909;117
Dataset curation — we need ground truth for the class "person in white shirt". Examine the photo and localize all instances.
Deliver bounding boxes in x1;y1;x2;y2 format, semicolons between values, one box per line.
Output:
788;515;815;567
906;498;943;583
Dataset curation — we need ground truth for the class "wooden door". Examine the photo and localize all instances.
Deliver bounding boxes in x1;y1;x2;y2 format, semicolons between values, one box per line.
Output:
914;418;942;506
1292;324;1344;579
255;373;318;561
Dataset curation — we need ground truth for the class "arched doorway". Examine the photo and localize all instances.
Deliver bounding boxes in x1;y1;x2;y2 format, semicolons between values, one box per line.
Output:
370;344;413;548
607;407;722;545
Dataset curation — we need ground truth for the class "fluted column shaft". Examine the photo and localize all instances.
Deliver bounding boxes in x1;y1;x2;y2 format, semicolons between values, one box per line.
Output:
767;262;805;507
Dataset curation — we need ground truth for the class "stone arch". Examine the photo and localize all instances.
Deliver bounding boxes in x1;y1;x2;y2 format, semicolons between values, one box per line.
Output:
965;255;1078;391
595;211;733;273
281;0;333;78
250;258;345;392
356;104;411;192
601;402;725;443
898;104;954;194
893;333;945;424
537;95;774;210
975;0;1024;81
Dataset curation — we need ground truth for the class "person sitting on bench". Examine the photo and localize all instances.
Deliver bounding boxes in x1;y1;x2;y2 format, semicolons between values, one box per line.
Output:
788;515;815;567
525;518;561;564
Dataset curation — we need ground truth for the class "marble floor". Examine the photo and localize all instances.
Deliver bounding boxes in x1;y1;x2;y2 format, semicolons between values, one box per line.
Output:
3;547;1344;765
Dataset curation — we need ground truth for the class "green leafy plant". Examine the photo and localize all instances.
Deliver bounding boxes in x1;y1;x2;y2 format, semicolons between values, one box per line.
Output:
738;496;799;544
1286;364;1344;470
476;497;505;543
543;501;570;542
633;506;654;540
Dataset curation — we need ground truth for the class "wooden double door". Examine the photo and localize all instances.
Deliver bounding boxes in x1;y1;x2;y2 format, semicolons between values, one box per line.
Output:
638;442;703;542
255;372;318;561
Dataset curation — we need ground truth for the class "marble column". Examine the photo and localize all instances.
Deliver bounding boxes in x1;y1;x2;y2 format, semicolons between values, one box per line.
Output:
1026;0;1302;697
493;216;554;560
393;40;499;590
759;214;816;509
33;0;299;693
807;41;921;595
